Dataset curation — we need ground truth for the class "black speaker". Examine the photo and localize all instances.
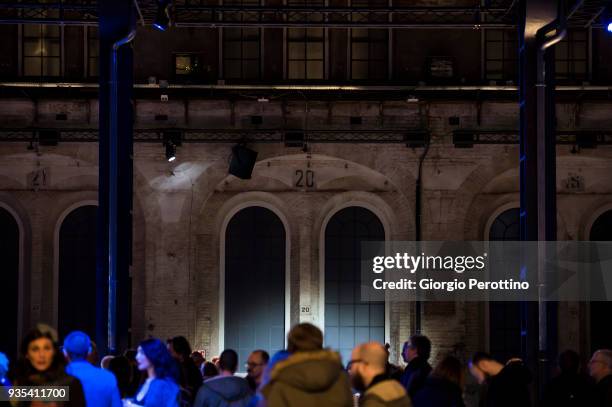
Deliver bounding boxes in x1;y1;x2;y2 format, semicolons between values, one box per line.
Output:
576;133;597;149
404;131;429;148
284;131;305;147
39;130;60;146
453;132;474;148
229;145;258;179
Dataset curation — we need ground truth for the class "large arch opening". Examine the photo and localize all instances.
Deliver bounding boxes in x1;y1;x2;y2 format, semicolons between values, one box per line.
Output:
324;206;385;364
488;207;522;361
589;210;612;352
224;206;286;367
0;206;20;359
58;205;98;340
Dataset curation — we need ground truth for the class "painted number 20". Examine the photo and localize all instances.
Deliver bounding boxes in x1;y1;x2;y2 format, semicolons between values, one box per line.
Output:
295;170;315;188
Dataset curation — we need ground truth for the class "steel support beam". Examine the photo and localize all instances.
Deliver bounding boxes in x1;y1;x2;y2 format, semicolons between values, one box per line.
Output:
519;0;562;401
97;0;135;354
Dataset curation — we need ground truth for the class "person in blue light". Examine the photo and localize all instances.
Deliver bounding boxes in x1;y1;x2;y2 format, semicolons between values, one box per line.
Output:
124;338;180;407
64;331;122;407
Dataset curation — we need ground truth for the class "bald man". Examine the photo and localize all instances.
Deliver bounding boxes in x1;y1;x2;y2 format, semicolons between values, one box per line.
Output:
589;349;612;407
348;342;412;407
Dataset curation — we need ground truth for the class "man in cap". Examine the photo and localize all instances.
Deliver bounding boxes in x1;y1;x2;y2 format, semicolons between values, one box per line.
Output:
64;331;122;407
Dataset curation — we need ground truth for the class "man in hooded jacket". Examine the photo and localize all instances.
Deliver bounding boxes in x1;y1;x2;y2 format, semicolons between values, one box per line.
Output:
261;323;353;407
194;349;252;407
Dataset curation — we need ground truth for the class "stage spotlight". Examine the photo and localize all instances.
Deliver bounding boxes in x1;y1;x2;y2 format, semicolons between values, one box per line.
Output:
229;144;258;179
608;22;612;33
153;0;172;31
162;130;181;162
165;142;176;162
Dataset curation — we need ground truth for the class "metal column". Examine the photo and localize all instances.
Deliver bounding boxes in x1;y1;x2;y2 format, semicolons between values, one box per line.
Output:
97;0;135;355
519;0;562;400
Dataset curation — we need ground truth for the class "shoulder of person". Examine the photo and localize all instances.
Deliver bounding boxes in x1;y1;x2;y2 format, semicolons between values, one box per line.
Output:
364;379;408;403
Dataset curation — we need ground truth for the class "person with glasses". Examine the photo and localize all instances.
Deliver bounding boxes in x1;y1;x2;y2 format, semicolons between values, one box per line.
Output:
246;350;269;392
347;342;411;407
588;349;612;407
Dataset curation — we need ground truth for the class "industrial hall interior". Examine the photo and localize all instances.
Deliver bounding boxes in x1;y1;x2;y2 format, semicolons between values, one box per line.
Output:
1;0;612;406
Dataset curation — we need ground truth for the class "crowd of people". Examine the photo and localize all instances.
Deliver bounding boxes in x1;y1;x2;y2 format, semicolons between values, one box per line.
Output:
0;322;611;407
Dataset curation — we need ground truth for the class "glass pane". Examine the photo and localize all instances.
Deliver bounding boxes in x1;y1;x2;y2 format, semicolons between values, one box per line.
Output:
307;42;323;59
42;39;60;57
556;41;568;59
572;30;587;41
307;28;323;39
306;60;323;79
487;30;503;41
175;56;192;75
23;39;42;57
42;25;60;37
224;28;242;40
487;61;503;73
288;61;305;79
224;42;242;59
88;40;99;57
23;58;42;76
572;61;587;75
352;61;368;79
487;42;503;60
555;61;568;74
43;58;60;76
352;28;368;39
369;29;386;41
242;42;259;59
288;42;305;59
243;28;259;39
225;60;241;78
288;28;306;40
89;58;99;76
370;42;386;60
572;43;587;60
352;42;368;60
242;61;259;78
23;25;42;37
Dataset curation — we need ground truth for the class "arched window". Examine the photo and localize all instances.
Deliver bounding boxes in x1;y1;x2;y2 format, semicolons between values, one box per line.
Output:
324;206;385;364
488;208;521;362
224;206;286;368
0;206;20;359
589;210;612;352
58;205;98;339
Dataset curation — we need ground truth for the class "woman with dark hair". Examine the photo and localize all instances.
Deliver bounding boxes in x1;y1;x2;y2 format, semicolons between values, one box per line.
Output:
124;338;180;407
10;325;86;407
413;355;466;407
167;336;202;403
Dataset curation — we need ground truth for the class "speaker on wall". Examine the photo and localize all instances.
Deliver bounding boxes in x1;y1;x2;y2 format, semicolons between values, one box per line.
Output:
229;144;258;179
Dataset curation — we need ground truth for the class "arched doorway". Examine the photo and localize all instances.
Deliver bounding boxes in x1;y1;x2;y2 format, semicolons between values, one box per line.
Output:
0;206;20;359
488;208;522;361
224;206;286;367
324;206;385;364
58;205;98;340
589;210;612;352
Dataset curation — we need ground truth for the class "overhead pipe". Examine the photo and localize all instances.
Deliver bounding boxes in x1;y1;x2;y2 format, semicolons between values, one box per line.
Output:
108;27;136;354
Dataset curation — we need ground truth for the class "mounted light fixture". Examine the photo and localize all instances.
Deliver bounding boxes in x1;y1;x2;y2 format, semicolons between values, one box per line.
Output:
163;130;182;162
603;1;612;33
165;142;176;162
153;0;172;31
